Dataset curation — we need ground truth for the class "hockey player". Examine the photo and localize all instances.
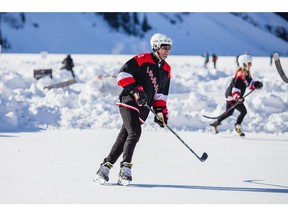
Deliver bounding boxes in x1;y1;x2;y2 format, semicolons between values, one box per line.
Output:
94;33;173;185
209;54;263;136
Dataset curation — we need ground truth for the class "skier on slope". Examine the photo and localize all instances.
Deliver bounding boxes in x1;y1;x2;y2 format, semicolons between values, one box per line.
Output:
94;33;173;185
209;54;263;136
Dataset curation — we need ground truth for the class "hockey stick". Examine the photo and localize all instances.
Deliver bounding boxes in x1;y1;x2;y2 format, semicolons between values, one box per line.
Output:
146;105;208;162
203;89;255;120
274;53;288;84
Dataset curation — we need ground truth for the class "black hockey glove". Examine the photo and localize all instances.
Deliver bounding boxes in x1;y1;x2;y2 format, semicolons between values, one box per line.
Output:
153;107;168;128
253;81;263;89
130;86;147;106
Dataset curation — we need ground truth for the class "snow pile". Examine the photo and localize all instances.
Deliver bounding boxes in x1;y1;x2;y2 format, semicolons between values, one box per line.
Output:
0;53;287;134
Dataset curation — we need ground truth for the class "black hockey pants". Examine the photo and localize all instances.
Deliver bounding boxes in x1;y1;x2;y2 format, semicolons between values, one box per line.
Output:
104;106;142;166
217;101;247;125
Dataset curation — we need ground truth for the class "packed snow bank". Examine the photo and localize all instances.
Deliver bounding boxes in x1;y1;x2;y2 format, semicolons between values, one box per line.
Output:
0;54;287;134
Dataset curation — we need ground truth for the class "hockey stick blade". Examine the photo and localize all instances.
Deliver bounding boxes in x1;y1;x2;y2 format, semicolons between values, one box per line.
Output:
203;114;219;119
146;105;208;162
166;124;208;162
274;53;288;84
200;152;208;162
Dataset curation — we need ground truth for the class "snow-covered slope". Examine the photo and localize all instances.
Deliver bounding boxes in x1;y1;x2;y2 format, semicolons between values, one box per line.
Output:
2;12;288;56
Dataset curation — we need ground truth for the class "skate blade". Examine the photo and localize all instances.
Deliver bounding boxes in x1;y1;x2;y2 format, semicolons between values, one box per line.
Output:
208;126;218;134
93;175;107;185
232;131;245;138
117;178;131;186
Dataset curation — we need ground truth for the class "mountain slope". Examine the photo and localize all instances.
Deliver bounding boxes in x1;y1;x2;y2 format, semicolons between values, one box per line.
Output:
1;12;288;56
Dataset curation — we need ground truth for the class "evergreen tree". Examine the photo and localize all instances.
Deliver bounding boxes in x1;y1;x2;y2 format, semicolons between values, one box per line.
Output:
0;13;10;49
142;14;152;33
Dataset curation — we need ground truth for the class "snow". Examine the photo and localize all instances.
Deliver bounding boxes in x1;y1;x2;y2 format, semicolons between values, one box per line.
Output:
1;53;288;133
2;12;288;56
0;53;288;214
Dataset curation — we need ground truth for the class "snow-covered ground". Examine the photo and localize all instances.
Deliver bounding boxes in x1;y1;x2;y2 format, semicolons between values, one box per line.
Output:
0;53;288;214
0;53;287;133
1;128;288;204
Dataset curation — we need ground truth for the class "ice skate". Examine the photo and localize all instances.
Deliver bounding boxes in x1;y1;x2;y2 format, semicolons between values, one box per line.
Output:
234;124;245;137
209;121;220;134
117;162;133;186
94;162;113;185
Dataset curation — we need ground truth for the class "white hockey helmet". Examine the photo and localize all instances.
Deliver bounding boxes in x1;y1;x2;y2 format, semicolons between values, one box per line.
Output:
150;33;173;51
238;54;253;70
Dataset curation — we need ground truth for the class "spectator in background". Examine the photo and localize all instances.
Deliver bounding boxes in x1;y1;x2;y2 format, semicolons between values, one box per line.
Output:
212;54;218;69
202;52;209;68
236;55;240;67
61;54;75;78
270;54;273;66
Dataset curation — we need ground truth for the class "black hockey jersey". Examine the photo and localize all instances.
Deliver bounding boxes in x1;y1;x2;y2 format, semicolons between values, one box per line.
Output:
225;68;256;101
116;52;171;123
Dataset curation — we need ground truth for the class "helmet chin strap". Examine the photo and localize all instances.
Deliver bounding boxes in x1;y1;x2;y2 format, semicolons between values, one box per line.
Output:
155;50;164;61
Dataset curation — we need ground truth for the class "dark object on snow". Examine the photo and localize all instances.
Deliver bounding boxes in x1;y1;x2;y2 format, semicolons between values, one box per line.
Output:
44;79;76;90
34;69;53;80
61;54;75;78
